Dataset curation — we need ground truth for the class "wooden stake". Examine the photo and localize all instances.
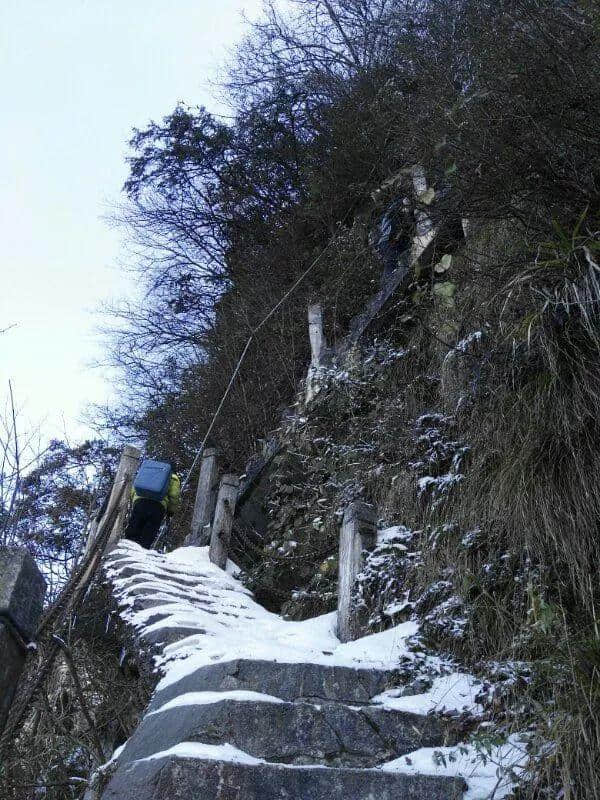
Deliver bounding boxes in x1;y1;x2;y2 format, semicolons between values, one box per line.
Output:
209;475;240;570
85;445;141;555
308;303;326;367
188;448;220;546
105;445;142;552
337;501;377;643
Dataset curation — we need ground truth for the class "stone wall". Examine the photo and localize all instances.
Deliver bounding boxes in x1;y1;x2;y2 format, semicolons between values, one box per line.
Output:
0;549;46;733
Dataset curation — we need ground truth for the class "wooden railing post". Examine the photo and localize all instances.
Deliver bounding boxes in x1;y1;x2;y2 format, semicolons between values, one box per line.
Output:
337;501;377;643
0;550;46;734
106;445;142;551
209;475;240;570
410;164;438;265
186;448;220;547
85;445;141;555
308;303;326;367
305;303;330;405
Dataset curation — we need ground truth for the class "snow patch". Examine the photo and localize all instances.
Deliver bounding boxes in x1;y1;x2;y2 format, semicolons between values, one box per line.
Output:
106;544;425;697
382;735;528;800
147;690;285;716
137;741;264;765
373;672;484;716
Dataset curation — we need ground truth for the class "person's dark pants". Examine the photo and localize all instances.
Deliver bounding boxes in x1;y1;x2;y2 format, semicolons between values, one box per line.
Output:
124;499;165;549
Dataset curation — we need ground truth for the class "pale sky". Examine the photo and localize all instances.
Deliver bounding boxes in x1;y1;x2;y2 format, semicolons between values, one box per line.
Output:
0;0;262;444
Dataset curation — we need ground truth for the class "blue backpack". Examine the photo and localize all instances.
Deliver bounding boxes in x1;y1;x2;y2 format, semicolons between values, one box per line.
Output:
133;459;172;502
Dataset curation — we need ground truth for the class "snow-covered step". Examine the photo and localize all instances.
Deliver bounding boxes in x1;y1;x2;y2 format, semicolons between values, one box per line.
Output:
148;658;400;709
103;543;424;682
115;691;452;769
101;750;466;800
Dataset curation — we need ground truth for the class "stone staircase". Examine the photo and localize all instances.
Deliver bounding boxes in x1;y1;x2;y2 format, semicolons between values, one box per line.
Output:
95;542;467;800
101;660;465;799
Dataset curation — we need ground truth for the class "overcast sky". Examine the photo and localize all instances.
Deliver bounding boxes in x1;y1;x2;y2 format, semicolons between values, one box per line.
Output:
0;0;262;445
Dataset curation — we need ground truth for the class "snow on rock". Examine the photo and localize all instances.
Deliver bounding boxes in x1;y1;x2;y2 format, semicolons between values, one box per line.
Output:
376;525;414;545
373;672;485;716
147;690;285;716
382;595;412;617
106;542;484;692
104;540;502;794
138;741;265;765
381;735;529;800
455;331;483;353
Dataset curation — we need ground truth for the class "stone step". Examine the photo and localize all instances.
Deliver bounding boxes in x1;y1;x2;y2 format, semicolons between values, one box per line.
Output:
142;625;208;648
107;560;238;594
102;754;466;800
117;695;452;769
149;658;402;710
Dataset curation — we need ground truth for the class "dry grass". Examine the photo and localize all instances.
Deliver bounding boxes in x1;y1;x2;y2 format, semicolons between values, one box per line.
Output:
399;219;600;798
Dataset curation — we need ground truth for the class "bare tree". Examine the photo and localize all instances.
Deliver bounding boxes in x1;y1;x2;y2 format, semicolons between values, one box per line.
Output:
0;382;46;547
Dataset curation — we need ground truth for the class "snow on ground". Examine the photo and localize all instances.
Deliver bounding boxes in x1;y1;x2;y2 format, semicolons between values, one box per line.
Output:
334;621;420;665
107;541;482;709
373;672;484;716
382;736;529;800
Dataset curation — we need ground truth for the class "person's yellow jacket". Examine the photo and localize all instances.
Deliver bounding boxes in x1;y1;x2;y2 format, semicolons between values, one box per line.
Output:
131;472;182;515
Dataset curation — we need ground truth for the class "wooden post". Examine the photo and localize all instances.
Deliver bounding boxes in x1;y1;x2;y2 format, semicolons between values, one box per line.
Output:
410;164;438;265
86;444;142;553
306;303;330;404
411;164;428;197
337;501;377;643
187;448;220;546
105;445;142;552
84;445;141;555
308;304;326;367
209;475;240;570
